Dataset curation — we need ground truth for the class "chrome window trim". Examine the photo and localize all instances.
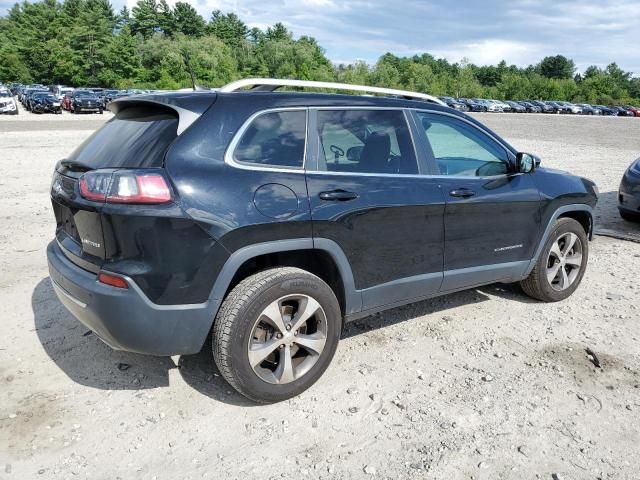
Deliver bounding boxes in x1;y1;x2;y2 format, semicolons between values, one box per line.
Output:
224;107;308;174
224;105;518;181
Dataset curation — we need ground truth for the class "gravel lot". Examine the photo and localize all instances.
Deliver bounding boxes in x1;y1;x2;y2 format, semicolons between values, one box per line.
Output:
1;111;639;480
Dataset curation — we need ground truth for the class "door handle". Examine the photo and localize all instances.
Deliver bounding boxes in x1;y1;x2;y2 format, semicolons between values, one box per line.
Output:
449;188;476;198
319;190;359;201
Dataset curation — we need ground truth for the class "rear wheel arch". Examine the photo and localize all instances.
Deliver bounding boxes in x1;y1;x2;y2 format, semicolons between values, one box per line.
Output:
226;248;347;317
208;239;360;325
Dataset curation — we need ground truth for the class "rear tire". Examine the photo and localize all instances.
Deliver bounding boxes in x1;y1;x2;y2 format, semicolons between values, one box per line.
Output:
212;267;341;403
520;218;588;302
620;209;640;222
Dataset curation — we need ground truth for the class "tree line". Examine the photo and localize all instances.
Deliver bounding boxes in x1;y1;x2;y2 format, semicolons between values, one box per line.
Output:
1;0;639;105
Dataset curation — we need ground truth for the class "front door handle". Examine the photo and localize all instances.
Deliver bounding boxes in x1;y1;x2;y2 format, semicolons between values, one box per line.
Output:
449;188;476;198
319;190;359;201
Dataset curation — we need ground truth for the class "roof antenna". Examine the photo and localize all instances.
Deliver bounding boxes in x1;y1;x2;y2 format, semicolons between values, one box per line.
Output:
181;50;199;91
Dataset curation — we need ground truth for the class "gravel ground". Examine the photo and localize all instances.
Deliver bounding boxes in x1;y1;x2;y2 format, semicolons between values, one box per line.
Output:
1;112;639;480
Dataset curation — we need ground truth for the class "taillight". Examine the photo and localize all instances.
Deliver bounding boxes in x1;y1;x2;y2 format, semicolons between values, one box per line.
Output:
79;171;112;202
79;170;172;204
98;271;128;289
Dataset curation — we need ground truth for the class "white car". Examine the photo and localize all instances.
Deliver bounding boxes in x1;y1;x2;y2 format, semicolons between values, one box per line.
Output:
475;99;503;112
0;88;18;115
490;99;512;112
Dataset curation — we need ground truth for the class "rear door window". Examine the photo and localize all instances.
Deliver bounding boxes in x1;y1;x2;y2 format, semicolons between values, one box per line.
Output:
315;109;417;175
66;106;178;169
233;110;306;168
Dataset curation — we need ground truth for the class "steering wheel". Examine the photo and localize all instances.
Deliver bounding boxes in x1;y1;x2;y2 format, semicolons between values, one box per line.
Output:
330;144;345;157
329;145;345;165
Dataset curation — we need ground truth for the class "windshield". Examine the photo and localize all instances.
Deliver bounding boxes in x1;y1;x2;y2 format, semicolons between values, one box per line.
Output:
0;91;10;98
75;91;96;98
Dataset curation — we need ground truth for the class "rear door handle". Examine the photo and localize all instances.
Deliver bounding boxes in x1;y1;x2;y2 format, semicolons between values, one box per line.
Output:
449;188;476;198
319;190;359;201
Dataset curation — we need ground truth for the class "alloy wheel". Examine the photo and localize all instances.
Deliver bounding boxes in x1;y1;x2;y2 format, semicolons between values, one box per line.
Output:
546;232;583;291
248;295;327;385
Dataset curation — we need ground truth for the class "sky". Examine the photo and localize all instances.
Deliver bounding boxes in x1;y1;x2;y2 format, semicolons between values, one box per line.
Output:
2;0;640;73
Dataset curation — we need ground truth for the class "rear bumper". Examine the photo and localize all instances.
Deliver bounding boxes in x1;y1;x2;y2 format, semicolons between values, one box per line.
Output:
47;240;213;356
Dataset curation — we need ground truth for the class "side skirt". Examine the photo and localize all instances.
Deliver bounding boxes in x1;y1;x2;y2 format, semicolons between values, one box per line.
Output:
345;260;529;323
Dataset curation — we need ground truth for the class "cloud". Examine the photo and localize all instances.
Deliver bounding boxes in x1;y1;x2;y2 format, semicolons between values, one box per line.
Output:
432;39;543;67
4;0;640;73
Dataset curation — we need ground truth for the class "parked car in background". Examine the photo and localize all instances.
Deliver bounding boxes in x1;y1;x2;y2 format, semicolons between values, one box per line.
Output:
576;104;600;115
31;92;62;114
619;158;640;222
24;88;49;111
19;84;46;103
474;99;503;112
439;96;469;112
70;89;103;114
50;85;73;100
518;101;542;113
82;88;105;107
612;106;635;117
103;89;119;106
622;105;640;117
491;100;512;112
530;100;555;113
61;93;73;111
458;98;486;112
555;101;582;114
9;83;22;96
0;88;18;115
504;100;526;113
594;105;616;116
546;101;568;114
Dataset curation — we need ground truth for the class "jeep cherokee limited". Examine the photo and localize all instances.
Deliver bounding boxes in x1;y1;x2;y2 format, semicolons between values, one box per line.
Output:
47;78;598;403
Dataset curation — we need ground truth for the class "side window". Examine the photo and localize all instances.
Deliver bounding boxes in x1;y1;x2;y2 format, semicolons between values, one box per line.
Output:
416;112;510;177
233;110;306;168
316;109;417;175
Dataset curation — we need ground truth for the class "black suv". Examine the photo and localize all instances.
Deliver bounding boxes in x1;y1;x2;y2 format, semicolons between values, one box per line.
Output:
70;90;103;114
47;79;598;403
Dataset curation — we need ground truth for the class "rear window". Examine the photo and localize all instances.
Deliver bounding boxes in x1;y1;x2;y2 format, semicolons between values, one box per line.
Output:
66;106;179;169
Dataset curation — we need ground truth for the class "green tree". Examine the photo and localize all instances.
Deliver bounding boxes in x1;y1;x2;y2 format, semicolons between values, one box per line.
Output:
173;2;205;37
208;10;248;46
537;55;575;79
131;0;159;38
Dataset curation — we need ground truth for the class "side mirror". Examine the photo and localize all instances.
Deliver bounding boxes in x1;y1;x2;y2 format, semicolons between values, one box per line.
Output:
516;152;539;173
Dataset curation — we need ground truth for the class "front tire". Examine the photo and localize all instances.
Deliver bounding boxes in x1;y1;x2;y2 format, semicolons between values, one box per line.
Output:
212;267;341;403
520;218;588;302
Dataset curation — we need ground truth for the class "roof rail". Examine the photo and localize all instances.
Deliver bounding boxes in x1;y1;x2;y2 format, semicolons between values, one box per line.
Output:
219;78;446;106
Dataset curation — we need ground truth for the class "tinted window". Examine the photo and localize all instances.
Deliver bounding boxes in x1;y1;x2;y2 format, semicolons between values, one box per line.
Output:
416;112;509;177
233;110;306;168
66;106;178;169
316;109;417;174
